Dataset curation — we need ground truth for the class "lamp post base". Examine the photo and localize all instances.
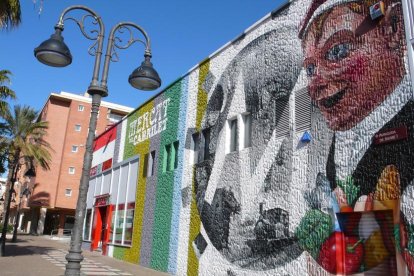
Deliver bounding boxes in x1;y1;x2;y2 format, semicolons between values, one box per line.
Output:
65;249;84;276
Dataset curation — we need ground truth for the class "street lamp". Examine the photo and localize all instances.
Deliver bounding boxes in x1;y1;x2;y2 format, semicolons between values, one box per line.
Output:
34;5;161;276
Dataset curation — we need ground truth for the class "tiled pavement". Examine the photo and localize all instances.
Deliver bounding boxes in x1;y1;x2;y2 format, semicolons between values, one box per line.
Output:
0;234;169;276
40;249;133;276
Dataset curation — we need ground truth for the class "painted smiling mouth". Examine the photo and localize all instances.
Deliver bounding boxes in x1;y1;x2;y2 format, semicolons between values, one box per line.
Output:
321;89;346;109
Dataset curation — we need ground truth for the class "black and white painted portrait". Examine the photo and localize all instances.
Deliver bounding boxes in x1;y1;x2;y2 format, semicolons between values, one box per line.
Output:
192;2;307;270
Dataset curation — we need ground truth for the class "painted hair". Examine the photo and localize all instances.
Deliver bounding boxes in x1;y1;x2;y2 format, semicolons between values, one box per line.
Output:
299;0;399;42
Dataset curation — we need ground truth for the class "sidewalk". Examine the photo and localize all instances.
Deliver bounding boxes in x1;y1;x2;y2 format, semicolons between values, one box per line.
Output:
0;234;171;276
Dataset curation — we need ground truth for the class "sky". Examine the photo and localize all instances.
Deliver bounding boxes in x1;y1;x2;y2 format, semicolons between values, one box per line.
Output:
0;0;285;112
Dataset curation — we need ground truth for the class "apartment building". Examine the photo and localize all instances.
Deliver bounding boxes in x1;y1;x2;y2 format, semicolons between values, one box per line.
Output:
21;91;133;236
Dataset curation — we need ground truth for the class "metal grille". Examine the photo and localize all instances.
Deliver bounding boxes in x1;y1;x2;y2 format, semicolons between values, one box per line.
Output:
275;96;290;138
295;88;311;132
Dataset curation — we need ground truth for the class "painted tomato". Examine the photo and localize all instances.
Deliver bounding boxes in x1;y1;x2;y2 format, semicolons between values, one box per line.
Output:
317;231;364;274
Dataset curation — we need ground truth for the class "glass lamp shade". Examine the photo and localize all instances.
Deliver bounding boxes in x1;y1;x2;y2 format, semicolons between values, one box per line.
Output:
24;167;36;178
128;60;161;91
34;30;72;67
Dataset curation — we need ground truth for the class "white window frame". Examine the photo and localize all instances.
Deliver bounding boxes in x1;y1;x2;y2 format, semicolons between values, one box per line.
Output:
75;124;81;132
65;188;72;196
68;167;75;174
78;105;85;112
86;156;139;246
71;145;79;153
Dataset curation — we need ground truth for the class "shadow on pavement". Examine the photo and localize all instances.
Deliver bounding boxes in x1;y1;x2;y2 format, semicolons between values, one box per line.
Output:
2;235;66;257
2;244;58;257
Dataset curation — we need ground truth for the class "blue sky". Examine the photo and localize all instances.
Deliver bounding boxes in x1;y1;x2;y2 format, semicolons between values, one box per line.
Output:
0;0;285;111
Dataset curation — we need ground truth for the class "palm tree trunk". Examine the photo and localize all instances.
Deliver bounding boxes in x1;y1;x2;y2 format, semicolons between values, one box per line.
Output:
0;151;20;256
0;169;13;224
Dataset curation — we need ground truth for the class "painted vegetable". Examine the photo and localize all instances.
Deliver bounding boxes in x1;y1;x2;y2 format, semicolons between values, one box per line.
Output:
317;231;364;274
373;165;401;224
364;229;390;269
295;209;332;258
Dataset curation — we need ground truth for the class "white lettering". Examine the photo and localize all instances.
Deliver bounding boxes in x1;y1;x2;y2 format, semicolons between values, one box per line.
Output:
127;98;171;145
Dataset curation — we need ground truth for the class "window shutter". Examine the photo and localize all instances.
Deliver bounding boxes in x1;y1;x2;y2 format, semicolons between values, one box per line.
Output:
295;88;311;132
275;96;290;138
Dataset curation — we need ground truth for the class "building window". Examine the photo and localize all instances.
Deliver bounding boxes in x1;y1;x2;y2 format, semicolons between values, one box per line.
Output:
192;132;200;164
143;153;148;177
295;88;311;132
173;141;179;170
149;150;155;177
83;209;92;240
228;118;238;153
65;188;72;196
163;144;171;172
123;203;135;245
143;151;156;177
114;207;124;244
71;145;78;152
78;105;85;111
242;113;252;148
202;128;211;161
275;96;290;138
163;141;179;172
69;167;75;174
75;124;81;132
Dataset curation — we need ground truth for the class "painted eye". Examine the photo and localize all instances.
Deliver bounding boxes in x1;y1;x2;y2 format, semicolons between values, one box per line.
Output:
325;43;350;61
306;63;316;77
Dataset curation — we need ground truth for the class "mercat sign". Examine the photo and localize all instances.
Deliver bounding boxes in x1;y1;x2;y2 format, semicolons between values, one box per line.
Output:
128;98;171;145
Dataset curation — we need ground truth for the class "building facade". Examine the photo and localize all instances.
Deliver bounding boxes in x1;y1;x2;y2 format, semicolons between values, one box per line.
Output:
86;0;414;275
22;91;133;236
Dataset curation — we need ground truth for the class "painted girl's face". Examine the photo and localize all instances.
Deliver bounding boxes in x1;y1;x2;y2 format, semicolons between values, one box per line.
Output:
303;5;403;131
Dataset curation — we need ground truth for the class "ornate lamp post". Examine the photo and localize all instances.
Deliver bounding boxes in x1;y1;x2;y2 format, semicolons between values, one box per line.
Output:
34;6;161;276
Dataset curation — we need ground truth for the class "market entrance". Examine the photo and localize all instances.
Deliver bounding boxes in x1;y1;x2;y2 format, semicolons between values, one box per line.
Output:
91;194;111;255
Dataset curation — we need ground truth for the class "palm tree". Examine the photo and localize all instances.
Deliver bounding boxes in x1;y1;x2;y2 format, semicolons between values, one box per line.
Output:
0;0;21;29
0;70;16;117
0;70;16;174
0;105;52;256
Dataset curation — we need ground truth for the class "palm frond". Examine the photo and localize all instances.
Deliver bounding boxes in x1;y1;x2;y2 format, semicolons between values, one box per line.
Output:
1;104;53;181
0;0;21;30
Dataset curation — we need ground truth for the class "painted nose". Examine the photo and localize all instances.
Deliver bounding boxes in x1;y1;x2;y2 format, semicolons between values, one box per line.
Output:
308;73;328;101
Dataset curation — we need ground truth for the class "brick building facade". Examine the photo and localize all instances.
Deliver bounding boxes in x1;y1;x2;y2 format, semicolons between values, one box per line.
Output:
18;91;132;236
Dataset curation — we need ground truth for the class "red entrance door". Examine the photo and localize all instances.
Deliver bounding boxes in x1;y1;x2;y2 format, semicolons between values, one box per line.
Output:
91;205;111;255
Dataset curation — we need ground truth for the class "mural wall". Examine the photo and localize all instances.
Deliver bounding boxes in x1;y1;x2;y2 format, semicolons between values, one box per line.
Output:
87;0;414;275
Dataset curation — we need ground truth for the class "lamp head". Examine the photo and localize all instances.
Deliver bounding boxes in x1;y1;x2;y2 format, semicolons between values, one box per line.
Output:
34;27;72;67
24;167;36;178
128;56;161;91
